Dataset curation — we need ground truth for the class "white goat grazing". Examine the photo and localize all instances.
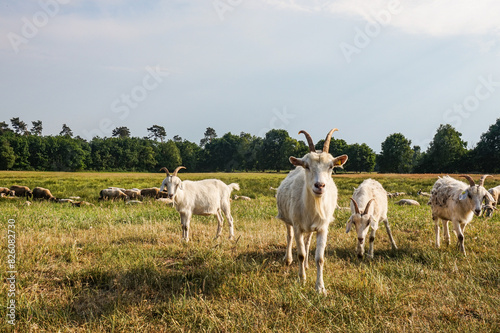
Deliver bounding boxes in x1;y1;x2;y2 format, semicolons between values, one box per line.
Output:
276;129;348;294
430;175;494;255
482;185;500;217
159;166;239;241
346;179;397;258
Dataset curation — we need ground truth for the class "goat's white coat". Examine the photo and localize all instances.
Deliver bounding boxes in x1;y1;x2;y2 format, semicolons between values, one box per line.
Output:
277;149;347;295
346;179;397;258
160;175;239;241
430;175;494;255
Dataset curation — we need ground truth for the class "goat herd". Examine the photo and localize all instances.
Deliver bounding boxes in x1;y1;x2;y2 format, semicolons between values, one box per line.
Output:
1;129;499;295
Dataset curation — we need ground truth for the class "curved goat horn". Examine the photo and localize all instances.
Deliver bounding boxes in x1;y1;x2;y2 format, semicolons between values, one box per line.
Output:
323;128;338;153
460;175;475;187
350;198;360;214
363;199;375;215
298;130;316;152
159;167;170;175
173;166;186;177
479;174;491;187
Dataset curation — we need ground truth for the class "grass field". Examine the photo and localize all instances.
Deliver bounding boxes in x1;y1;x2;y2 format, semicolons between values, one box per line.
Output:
0;171;499;332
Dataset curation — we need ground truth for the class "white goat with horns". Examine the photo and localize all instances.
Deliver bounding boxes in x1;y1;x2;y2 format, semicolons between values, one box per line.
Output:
346;179;397;259
276;129;348;294
430;174;494;255
159;166;239;241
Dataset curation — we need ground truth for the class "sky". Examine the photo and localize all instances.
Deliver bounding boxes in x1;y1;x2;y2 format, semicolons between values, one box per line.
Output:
1;0;499;153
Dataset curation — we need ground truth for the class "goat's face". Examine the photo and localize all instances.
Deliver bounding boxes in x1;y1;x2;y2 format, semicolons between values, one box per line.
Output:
163;175;183;199
346;207;377;258
290;152;348;197
460;186;495;216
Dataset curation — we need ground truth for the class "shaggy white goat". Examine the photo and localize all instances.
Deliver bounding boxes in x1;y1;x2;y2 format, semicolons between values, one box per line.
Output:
430;175;494;255
276;129;348;295
159;166;239;241
482;185;499;217
346;179;397;258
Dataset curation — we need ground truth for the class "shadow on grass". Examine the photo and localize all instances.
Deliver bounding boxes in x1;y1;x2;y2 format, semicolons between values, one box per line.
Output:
59;260;231;323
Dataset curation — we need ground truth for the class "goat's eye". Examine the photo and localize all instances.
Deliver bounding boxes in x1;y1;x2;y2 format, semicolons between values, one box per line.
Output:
304;165;310;170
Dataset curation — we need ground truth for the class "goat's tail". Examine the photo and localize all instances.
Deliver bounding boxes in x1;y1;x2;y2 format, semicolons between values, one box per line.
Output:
228;183;240;192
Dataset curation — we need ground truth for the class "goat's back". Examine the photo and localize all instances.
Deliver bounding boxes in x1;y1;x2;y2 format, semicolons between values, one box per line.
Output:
352;178;388;219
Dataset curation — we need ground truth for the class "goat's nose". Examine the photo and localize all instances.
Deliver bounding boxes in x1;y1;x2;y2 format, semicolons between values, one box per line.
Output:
314;182;325;189
475;209;481;215
358;237;364;243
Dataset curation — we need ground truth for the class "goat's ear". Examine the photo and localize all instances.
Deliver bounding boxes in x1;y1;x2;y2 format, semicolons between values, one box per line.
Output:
289;156;304;167
333;154;348;168
459;190;468;201
369;218;379;230
346;217;353;233
179;181;184;190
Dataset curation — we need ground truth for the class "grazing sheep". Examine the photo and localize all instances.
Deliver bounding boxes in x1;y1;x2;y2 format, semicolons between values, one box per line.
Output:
234;195;251;201
430;175;494;255
140;187;161;198
157;190;170;198
56;198;74;203
159;166;239;241
417;189;431;197
346;179;398;259
10;185;32;198
395;199;420;206
482;185;500;217
126;200;143;205
99;188;128;201
123;189;141;200
32;187;56;201
0;187;15;196
276;129;348;294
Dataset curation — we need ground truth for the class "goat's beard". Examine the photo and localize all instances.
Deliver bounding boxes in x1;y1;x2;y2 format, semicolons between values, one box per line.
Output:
314;195;326;219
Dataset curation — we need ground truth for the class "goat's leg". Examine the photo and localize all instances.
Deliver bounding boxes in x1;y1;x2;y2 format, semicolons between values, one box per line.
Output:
452;220;466;255
443;220;450;246
221;205;234;240
293;227;306;285
284;224;293;266
433;216;440;248
180;213;191;242
383;218;397;250
367;228;376;258
215;210;224;239
314;228;328;295
304;232;313;269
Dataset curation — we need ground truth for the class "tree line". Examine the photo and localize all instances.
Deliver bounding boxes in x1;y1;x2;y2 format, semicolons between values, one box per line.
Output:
0;117;499;173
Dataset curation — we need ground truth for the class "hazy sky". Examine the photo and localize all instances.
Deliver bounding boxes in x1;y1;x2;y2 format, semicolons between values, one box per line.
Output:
1;0;499;152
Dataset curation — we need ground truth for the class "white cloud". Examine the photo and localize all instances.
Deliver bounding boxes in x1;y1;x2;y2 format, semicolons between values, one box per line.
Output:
264;0;500;38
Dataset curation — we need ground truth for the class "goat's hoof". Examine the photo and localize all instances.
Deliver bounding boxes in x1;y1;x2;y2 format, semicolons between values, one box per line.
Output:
316;286;327;296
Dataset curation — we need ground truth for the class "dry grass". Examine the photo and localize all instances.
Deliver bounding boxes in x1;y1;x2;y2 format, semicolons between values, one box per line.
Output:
0;172;499;332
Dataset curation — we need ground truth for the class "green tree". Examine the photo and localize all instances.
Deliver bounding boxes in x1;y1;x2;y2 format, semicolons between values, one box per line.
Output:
174;139;201;171
261;129;302;172
0;138;15;170
147;125;166;142
112;126;131;138
345;143;375;173
31;120;43;136
200;127;217;148
423;124;467;173
0;121;13;135
377;133;414;173
10;117;29;135
155;140;182;172
59;124;73;137
473;117;500;173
